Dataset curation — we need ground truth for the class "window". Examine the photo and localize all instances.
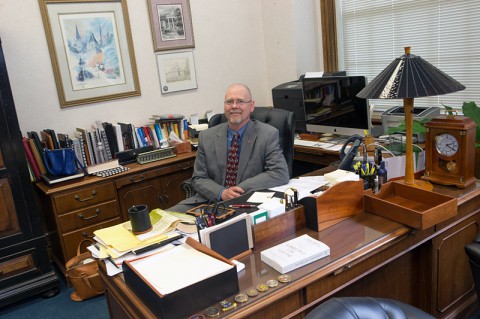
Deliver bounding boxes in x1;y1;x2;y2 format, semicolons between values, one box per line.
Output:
336;0;480;112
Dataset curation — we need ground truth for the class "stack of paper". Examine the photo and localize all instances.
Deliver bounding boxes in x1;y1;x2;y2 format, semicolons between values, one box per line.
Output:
127;244;234;295
260;234;330;274
92;209;195;274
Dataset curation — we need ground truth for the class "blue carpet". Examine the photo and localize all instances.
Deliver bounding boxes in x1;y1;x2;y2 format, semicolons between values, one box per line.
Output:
0;265;108;319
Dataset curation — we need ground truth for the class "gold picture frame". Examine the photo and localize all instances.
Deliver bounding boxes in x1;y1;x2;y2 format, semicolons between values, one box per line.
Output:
39;0;141;107
147;0;195;51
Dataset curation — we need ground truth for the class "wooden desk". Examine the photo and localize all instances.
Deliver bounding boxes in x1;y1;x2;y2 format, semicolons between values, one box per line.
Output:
293;145;340;176
98;179;480;319
34;152;196;275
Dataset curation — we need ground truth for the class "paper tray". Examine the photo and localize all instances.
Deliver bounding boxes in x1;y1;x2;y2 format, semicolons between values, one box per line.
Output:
363;181;457;230
123;237;239;319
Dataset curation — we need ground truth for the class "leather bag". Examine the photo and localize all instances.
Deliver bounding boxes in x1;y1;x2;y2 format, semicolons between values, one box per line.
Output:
43;148;84;176
66;239;104;302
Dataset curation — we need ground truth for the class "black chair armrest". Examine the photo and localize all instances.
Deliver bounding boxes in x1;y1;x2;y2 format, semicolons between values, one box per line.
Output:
180;178;195;198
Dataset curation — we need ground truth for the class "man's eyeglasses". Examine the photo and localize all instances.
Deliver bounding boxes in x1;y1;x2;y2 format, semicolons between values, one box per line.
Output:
224;99;252;106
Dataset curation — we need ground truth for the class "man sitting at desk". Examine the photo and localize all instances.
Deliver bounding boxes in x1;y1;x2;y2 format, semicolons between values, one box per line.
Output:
168;83;289;212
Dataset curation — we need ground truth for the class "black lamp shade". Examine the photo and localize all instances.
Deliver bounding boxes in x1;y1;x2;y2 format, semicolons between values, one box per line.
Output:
357;50;465;99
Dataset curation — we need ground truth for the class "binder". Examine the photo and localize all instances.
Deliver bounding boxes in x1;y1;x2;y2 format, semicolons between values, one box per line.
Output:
27;137;47;175
22;137;40;180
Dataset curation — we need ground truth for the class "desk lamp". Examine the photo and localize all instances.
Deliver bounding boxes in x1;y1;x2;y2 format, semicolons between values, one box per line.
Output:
357;46;465;190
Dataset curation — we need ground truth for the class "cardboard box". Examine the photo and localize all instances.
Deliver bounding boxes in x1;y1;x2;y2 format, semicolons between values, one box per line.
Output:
123;237;239;319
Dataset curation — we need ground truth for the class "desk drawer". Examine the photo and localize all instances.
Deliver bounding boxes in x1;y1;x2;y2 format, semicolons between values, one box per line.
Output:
115;160;194;189
0;254;35;280
63;218;121;261
53;182;116;214
58;200;119;233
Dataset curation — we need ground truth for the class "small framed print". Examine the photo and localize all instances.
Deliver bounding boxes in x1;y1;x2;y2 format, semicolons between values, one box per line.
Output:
156;51;197;94
147;0;195;51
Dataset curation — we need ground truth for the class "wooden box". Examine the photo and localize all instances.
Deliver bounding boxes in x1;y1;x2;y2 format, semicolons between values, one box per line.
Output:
299;180;364;231
363;181;457;230
123;237;238;319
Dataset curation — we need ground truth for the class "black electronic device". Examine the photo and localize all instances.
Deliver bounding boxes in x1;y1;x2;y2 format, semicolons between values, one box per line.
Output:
272;80;306;132
338;135;362;171
303;75;371;136
116;145;154;165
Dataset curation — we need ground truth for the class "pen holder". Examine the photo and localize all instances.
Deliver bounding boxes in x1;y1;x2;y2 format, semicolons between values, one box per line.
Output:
362;174;376;191
128;204;152;235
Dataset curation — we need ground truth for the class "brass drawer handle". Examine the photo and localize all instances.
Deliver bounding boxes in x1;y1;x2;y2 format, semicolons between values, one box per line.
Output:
74;190;97;202
78;209;100;220
129;175;144;183
82;231;95;238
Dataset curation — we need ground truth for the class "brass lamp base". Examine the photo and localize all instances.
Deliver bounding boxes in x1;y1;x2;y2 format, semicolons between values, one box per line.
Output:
395;178;433;191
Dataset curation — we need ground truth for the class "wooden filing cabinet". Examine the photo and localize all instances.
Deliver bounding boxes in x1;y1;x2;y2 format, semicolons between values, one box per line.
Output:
35;153;195;275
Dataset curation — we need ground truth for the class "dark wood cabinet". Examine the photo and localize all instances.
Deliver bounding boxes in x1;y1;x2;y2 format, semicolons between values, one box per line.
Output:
35;153;195;274
0;39;59;307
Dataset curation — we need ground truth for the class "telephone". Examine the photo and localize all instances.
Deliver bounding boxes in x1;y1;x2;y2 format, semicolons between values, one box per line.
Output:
338;135;363;171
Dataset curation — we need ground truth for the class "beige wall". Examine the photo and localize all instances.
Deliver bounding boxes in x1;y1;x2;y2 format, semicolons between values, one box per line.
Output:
0;0;322;135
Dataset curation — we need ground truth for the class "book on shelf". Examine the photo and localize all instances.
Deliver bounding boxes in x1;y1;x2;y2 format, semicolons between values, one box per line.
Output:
71;136;87;167
22;137;41;180
260;234;330;274
27;137;47;175
27;131;44;152
57;133;72;149
76;128;96;165
95;121;113;161
102;122;119;157
118;122;134;151
40;130;55;150
41;170;85;185
112;123;124;153
44;129;60;149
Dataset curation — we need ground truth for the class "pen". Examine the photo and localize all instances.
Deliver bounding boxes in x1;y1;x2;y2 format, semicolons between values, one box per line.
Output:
228;204;256;208
107;256;120;269
132;234;184;255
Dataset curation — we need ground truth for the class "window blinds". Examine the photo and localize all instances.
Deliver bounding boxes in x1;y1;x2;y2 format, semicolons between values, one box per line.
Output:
336;0;480;112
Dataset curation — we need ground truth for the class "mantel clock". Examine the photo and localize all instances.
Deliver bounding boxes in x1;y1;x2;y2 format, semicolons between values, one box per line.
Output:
423;114;476;188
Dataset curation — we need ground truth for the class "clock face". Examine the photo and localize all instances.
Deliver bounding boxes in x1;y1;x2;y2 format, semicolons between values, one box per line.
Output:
434;133;459;157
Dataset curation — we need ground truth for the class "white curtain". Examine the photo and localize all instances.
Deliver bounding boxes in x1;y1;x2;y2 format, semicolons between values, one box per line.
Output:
336;0;480;112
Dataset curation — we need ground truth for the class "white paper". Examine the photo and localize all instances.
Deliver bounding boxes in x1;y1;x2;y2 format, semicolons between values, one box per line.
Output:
190;113;199;125
247;192;275;203
206;110;214;121
130;244;233;295
269;177;328;200
304;71;324;78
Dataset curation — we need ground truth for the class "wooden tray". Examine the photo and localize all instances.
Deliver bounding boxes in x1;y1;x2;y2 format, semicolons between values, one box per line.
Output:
363;181;457;230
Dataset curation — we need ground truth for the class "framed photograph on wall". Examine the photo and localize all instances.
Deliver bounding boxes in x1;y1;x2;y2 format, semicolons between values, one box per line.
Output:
147;0;195;51
38;0;141;108
156;51;197;94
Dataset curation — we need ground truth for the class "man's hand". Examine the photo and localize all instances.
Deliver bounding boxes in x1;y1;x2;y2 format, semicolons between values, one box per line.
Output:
221;186;245;201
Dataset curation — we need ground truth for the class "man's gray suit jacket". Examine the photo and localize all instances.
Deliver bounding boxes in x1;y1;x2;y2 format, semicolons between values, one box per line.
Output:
181;119;289;206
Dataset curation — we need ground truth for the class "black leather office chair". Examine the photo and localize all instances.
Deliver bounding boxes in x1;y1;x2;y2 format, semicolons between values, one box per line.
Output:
181;107;295;198
304;297;435;319
465;233;480;304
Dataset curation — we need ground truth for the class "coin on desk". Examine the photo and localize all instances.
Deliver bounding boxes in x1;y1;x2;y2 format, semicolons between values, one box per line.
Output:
278;274;292;283
246;289;259;297
256;283;269;292
266;279;279;287
235;293;249;303
204;307;220;318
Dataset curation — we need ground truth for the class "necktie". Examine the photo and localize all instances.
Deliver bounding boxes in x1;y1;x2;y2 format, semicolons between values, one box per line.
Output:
225;132;240;188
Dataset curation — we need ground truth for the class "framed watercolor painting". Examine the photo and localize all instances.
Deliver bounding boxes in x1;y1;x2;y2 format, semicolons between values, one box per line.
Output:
147;0;195;51
38;0;140;107
156;51;197;94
